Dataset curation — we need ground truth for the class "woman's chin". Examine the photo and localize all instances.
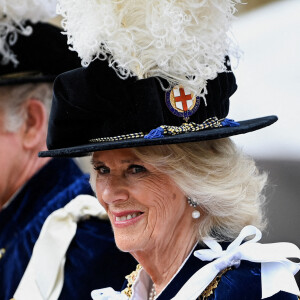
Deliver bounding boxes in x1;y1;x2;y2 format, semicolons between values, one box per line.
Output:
110;214;147;252
113;229;146;253
115;239;139;253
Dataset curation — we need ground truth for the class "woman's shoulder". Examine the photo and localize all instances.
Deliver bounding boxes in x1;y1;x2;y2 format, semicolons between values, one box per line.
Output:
207;261;298;300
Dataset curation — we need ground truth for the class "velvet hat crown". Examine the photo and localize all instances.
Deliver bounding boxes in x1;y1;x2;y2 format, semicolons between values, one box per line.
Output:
39;0;277;158
39;57;277;158
0;21;81;86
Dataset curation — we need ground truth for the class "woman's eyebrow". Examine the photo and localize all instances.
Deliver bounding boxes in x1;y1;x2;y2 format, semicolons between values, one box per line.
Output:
90;159;104;165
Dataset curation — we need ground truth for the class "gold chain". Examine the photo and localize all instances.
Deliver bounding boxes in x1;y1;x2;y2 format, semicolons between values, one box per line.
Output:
198;267;232;299
89;117;223;143
121;264;143;298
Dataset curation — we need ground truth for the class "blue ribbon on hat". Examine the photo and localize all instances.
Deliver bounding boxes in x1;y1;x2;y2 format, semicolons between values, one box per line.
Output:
221;118;240;127
144;127;164;139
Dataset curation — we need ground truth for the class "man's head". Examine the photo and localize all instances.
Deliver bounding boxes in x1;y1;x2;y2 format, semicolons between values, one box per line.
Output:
0;83;52;208
0;21;81;209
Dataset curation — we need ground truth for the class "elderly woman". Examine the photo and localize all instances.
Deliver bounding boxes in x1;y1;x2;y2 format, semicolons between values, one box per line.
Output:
40;1;300;299
39;58;300;299
90;140;267;298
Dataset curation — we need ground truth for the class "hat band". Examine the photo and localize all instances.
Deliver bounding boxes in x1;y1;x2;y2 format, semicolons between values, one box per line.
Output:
89;117;240;144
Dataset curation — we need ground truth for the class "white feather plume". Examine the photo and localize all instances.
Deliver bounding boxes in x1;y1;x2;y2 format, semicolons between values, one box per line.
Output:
0;0;57;65
58;0;240;96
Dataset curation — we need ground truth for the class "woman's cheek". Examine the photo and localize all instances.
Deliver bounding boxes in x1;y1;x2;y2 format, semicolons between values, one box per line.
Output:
149;195;171;223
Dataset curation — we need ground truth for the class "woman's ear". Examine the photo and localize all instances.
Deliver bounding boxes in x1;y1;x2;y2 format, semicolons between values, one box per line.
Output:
21;98;48;150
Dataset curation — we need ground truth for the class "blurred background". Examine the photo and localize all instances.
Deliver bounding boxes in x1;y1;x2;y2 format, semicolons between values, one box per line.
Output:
231;0;300;246
231;0;300;284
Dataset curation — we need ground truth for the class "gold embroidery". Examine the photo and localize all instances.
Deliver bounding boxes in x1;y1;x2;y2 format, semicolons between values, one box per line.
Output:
0;248;6;260
121;264;142;298
198;267;232;300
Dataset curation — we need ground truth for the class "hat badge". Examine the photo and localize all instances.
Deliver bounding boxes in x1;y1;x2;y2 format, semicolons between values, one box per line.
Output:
165;86;201;122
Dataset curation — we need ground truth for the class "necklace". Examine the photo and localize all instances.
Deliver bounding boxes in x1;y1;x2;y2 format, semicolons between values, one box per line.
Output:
148;283;156;300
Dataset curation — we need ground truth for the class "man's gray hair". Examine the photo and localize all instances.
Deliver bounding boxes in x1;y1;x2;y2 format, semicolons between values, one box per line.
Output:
0;82;53;132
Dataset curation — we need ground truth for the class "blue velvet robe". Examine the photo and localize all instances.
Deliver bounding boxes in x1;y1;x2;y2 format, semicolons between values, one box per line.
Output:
157;244;298;299
0;158;136;300
122;243;298;299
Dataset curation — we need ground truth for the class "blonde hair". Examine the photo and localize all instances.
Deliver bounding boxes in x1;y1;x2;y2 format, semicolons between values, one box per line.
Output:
131;138;267;242
0;82;53;132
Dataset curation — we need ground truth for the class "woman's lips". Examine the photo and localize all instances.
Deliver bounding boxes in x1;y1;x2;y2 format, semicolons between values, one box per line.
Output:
111;210;144;227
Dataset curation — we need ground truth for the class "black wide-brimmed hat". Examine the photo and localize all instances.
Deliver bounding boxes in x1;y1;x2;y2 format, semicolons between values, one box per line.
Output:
0;21;81;86
39;57;277;158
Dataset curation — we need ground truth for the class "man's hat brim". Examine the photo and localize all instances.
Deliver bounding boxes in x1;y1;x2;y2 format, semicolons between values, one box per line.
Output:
39;115;277;158
0;75;55;86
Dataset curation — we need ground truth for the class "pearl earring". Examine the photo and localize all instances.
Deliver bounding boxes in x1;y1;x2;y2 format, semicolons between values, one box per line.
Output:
187;197;200;219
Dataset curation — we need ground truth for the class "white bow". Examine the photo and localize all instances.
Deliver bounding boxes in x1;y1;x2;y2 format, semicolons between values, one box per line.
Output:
172;225;300;300
13;195;107;300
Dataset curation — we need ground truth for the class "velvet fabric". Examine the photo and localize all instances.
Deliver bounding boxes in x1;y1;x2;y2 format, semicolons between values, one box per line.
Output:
39;58;277;158
123;243;298;299
0;22;81;86
0;159;136;300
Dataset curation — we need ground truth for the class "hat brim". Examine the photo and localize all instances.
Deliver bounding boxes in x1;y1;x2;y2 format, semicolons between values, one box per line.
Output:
39;115;277;158
0;75;55;86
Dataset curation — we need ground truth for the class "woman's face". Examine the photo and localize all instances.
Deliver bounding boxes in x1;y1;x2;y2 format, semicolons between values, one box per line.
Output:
91;148;194;253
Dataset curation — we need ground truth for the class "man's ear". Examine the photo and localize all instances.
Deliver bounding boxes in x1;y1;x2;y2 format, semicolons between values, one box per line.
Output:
22;98;48;150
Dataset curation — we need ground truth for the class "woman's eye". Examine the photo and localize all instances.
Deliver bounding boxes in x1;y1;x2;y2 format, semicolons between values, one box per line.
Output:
93;166;110;174
128;164;147;174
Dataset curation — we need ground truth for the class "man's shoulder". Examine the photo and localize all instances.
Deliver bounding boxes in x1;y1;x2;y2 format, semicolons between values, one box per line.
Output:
5;159;95;246
33;158;94;214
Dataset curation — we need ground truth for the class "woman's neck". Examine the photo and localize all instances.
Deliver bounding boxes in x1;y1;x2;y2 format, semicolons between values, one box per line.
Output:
131;222;198;295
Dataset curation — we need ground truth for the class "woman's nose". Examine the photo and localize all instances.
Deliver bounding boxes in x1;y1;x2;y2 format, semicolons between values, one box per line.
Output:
100;175;129;204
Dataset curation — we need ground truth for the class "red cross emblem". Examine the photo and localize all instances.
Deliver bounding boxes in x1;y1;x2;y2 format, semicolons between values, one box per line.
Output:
165;85;201;120
174;87;192;111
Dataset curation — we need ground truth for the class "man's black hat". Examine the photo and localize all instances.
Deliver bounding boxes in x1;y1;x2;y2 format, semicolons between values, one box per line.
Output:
39;58;277;158
0;21;81;86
